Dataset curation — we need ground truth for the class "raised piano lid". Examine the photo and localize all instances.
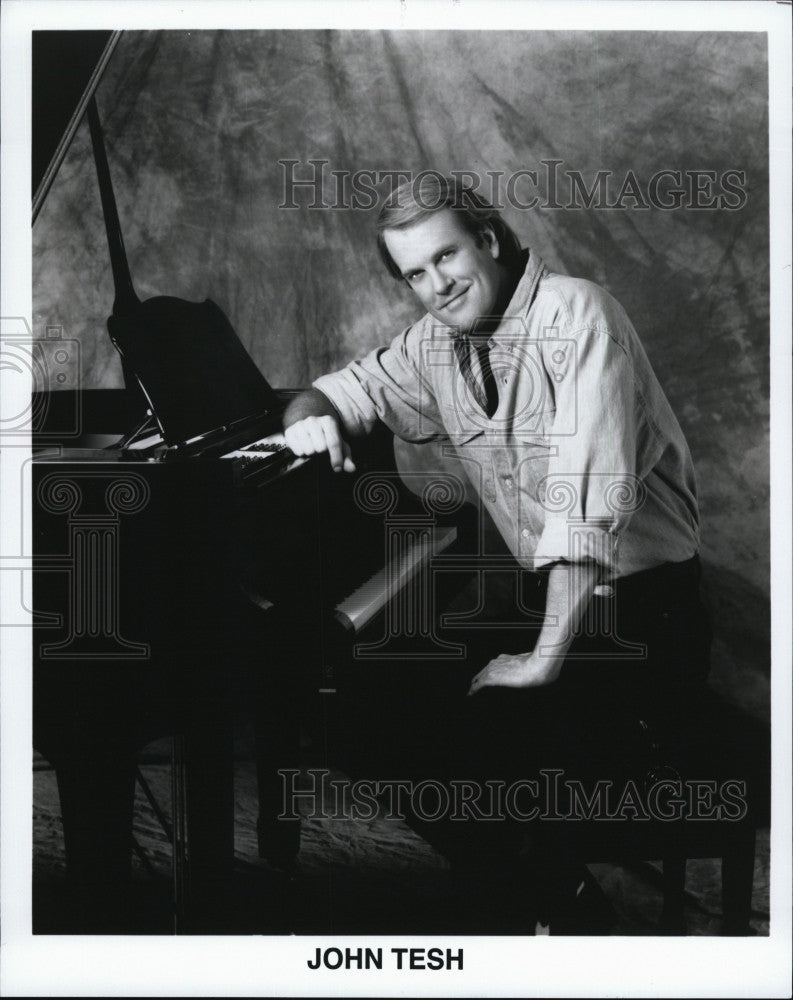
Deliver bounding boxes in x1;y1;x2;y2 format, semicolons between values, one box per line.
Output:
33;30;280;449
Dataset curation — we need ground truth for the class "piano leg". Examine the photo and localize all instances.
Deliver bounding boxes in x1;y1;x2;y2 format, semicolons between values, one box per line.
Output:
239;600;306;871
177;728;234;931
177;667;236;933
46;710;235;934
54;750;138;933
254;718;301;869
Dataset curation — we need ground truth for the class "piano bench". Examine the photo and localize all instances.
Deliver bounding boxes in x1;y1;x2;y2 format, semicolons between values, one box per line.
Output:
534;689;769;935
541;809;760;935
253;682;769;936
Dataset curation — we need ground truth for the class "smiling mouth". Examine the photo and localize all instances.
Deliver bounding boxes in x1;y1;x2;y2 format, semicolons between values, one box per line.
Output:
441;288;469;309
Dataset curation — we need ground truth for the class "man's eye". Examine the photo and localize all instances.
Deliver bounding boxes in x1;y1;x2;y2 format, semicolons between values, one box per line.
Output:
440;249;455;260
407;272;422;282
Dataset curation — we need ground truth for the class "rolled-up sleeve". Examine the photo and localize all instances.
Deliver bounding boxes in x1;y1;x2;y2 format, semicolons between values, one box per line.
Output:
533;325;647;576
312;325;446;442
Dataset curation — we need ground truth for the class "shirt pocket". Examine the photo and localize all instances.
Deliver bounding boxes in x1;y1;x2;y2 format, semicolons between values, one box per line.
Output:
438;395;490;444
448;428;487;445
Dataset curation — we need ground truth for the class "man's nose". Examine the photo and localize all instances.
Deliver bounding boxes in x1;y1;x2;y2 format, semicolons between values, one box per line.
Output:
429;267;454;297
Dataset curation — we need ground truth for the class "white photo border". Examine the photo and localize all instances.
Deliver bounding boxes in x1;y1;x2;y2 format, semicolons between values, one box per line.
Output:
2;1;790;996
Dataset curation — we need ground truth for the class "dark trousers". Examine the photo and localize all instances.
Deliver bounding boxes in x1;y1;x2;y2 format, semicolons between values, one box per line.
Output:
460;555;711;774
322;556;711;866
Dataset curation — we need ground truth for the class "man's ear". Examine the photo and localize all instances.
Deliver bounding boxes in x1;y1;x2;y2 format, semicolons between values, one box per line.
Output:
480;224;500;259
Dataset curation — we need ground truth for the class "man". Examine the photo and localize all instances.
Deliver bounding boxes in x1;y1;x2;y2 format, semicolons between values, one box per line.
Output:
282;174;710;927
284;173;705;691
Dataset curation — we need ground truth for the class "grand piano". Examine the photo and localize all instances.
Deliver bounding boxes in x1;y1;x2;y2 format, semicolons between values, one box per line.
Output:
31;30;495;934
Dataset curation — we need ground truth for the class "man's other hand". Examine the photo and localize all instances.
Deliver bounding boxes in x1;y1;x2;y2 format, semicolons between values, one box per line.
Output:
284;414;356;473
468;651;562;694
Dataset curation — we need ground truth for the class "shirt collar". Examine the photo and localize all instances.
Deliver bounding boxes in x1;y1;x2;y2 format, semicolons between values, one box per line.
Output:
487;247;547;347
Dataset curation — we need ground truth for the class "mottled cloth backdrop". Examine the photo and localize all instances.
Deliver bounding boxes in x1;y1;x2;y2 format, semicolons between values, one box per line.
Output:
32;30;769;718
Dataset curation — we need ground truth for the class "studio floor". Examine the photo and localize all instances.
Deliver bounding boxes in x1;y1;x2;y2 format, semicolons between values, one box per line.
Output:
32;734;770;938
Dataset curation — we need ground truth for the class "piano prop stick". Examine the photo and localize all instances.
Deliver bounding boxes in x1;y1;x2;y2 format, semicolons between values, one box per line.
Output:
86;96;279;450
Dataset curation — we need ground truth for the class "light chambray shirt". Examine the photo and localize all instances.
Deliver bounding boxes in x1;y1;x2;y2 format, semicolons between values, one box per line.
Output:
313;250;699;580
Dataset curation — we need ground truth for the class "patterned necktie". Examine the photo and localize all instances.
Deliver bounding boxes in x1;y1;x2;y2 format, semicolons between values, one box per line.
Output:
454;336;499;418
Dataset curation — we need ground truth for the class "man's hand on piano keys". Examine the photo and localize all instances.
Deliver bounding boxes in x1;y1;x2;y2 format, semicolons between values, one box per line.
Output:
468;650;562;694
283;414;356;473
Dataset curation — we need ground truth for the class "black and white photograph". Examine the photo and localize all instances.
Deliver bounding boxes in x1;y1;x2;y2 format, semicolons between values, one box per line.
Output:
1;0;791;995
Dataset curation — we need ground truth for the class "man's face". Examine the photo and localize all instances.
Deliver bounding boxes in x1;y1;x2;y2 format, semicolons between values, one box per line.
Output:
383;209;504;336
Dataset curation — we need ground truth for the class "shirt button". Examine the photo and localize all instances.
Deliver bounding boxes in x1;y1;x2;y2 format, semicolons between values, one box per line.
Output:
521;528;530;538
504;477;514;489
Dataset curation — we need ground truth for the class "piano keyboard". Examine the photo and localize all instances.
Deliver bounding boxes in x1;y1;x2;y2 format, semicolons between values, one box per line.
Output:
334;525;457;633
122;429;295;471
221;432;294;473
